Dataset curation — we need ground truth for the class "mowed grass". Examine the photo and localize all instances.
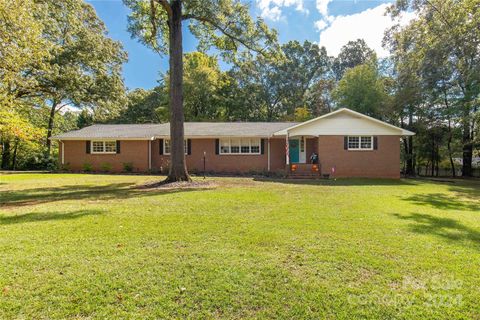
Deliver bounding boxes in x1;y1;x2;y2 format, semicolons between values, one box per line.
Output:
0;173;479;319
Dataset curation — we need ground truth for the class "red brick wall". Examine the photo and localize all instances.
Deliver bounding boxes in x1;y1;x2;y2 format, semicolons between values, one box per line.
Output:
151;138;286;174
60;140;149;172
59;136;400;178
317;135;401;178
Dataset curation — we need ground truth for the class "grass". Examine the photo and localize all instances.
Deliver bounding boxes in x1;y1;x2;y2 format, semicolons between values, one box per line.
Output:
0;173;479;319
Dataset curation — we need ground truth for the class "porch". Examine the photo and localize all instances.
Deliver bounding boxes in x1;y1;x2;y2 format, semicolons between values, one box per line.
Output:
285;136;324;178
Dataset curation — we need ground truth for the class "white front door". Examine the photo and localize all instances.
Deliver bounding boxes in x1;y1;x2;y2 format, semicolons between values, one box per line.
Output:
299;136;306;163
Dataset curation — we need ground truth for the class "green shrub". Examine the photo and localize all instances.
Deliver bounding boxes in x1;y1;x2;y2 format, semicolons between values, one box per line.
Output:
122;162;133;173
59;163;71;172
82;162;93;172
100;162;112;172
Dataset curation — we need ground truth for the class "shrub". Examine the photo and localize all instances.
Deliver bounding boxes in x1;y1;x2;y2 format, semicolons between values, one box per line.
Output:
100;162;112;172
122;162;133;173
59;163;71;172
82;162;93;172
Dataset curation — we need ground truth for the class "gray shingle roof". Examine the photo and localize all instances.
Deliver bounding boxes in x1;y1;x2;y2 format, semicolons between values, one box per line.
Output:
51;122;297;140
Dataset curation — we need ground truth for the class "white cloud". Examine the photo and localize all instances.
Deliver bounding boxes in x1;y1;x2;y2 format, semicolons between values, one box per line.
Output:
314;19;328;31
318;4;416;57
257;0;307;21
316;0;332;17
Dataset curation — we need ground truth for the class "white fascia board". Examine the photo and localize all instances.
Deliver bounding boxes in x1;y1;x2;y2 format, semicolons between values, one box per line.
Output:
273;108;415;136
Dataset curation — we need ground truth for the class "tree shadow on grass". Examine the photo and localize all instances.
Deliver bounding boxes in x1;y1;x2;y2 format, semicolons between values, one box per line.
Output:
403;193;480;212
392;213;480;248
0;209;104;225
0;182;210;209
253;177;415;186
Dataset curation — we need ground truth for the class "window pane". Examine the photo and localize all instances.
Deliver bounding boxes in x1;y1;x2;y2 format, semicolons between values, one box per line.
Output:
105;141;116;153
231;138;240;153
220;139;230;154
92;141;104;153
250;139;260;153
184;140;188;154
348;136;359;149
164;139;171;154
241;138;250;153
361;136;372;149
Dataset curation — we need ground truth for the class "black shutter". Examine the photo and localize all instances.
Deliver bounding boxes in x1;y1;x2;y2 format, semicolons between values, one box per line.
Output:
86;141;91;154
116;141;121;154
187;139;192;155
215;139;219;155
159;139;164;155
260;139;265;154
344;136;348;150
373;136;378;150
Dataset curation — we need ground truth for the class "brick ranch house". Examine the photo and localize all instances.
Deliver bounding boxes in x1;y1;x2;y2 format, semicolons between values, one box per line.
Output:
51;108;414;178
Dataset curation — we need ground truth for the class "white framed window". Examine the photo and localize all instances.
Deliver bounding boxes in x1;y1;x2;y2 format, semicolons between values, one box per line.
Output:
164;139;188;155
219;138;261;155
91;140;117;154
348;136;373;150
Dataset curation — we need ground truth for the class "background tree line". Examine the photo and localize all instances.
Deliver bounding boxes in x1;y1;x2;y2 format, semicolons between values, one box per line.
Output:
1;0;478;176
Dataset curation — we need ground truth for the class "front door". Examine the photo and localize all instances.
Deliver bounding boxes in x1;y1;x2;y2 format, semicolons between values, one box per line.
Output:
289;139;299;163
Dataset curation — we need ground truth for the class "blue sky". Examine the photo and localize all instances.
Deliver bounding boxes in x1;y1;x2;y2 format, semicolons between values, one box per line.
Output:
87;0;415;90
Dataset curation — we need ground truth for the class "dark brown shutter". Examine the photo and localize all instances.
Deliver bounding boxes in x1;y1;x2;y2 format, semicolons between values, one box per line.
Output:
373;136;378;150
86;141;91;154
215;139;219;155
344;137;348;150
187;139;192;155
159;139;164;155
260;139;265;154
116;141;120;154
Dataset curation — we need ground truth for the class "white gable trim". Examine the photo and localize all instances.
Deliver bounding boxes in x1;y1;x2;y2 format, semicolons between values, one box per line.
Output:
273;108;415;136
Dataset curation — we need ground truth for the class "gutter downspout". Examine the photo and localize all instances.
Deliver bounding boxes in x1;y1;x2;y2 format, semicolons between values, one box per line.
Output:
286;131;290;166
267;137;270;172
148;138;152;170
61;140;64;165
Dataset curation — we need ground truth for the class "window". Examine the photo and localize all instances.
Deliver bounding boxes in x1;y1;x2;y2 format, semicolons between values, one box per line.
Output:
219;138;261;155
348;136;372;150
230;138;240;153
164;139;188;155
91;141;116;154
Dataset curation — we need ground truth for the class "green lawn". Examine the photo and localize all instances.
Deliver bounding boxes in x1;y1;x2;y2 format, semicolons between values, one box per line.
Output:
0;173;479;319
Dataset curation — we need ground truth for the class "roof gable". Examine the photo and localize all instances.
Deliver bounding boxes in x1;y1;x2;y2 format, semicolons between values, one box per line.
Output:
275;108;414;136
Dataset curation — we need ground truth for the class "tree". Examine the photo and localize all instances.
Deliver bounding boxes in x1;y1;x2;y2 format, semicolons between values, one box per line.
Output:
388;0;480;177
180;52;225;120
17;0;127;154
125;0;278;182
332;39;376;80
0;108;44;170
115;86;168;123
229;53;286;121
279;41;329;114
0;0;49;106
332;63;390;118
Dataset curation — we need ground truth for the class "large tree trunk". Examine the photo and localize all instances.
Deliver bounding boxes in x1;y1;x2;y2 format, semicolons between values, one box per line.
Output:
46;100;57;155
12;139;19;171
402;112;415;176
1;140;11;170
447;119;455;177
165;0;190;182
462;118;472;177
